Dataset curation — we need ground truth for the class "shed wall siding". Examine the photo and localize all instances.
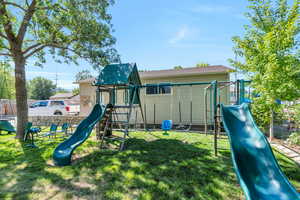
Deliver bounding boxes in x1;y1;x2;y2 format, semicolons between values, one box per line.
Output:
79;73;230;126
139;74;229;125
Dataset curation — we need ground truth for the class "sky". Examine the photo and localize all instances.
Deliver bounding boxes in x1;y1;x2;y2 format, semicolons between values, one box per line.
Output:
25;0;250;90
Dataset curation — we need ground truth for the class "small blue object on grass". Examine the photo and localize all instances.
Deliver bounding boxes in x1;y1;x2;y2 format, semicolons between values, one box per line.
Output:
161;120;172;135
242;98;253;104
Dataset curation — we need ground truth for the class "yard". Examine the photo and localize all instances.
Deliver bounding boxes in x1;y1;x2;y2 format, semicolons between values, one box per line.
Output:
0;131;300;200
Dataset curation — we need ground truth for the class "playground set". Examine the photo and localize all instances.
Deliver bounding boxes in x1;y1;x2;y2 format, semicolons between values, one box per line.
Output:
0;68;16;134
0;62;296;199
52;63;300;199
53;63;244;164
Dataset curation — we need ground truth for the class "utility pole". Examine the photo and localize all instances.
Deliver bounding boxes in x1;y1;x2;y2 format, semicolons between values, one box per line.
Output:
55;67;58;93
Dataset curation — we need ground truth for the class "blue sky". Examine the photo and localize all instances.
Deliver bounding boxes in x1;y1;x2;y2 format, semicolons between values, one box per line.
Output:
26;0;250;90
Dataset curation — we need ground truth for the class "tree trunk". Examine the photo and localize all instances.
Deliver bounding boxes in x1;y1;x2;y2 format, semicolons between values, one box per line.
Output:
14;56;28;140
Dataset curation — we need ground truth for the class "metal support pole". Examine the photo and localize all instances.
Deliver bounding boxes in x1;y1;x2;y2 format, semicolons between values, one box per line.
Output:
218;88;221;137
135;110;138;131
179;101;182;124
240;79;245;104
204;87;208;135
213;81;218;156
236;80;240;105
153;103;156;129
190;101;192;124
96;87;101;139
144;103;147;130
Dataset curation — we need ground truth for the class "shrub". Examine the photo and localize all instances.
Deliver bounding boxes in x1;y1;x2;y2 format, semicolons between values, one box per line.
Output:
287;132;300;146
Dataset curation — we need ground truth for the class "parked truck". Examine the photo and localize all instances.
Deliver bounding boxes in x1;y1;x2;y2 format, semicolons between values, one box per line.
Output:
29;100;80;116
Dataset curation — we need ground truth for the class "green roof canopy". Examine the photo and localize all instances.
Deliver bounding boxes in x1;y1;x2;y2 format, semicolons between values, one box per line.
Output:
95;63;141;86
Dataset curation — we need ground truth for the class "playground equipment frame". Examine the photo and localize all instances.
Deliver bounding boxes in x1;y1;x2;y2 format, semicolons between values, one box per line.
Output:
94;79;250;156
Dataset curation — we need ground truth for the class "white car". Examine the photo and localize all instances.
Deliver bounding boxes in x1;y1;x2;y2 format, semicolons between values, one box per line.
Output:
29;100;80;116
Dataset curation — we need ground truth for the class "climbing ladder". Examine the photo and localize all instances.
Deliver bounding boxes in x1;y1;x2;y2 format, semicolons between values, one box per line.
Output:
99;104;140;150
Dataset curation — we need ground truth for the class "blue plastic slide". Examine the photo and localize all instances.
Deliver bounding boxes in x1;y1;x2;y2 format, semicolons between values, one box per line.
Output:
53;104;109;166
0;120;15;133
221;103;300;200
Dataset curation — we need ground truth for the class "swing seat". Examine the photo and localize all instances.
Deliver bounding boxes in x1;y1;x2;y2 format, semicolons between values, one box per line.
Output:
161;120;172;131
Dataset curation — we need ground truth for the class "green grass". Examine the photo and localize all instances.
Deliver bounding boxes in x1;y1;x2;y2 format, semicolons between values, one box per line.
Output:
0;131;299;200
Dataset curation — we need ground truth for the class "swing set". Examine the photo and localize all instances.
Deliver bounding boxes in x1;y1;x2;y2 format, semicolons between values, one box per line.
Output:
53;63;251;166
95;76;250;155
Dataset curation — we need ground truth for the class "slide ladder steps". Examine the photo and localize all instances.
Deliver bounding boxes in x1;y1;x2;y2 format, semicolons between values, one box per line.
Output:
99;104;134;150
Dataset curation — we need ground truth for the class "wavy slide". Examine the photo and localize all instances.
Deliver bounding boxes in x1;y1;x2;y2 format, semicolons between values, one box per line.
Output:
53;104;108;166
221;103;299;200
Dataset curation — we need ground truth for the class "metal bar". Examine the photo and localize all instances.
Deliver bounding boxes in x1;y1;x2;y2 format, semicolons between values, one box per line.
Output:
240;79;245;104
190;101;192;124
95;80;251;88
204;87;208;135
179;101;182;123
236;80;240;105
144;103;147;130
96;87;101;138
153;103;156;129
139;81;232;88
134;110;138;131
213;80;218;156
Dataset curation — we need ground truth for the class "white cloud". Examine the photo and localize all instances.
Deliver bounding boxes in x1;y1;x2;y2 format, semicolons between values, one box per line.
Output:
168;26;193;44
191;5;232;13
168;25;202;46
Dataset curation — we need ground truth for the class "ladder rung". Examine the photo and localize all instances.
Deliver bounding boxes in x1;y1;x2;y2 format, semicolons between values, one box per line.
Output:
112;121;129;124
113;112;129;115
114;105;131;108
114;105;139;108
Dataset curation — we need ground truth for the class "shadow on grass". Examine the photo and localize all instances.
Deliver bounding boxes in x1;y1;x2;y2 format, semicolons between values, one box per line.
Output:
71;138;240;200
0;139;98;200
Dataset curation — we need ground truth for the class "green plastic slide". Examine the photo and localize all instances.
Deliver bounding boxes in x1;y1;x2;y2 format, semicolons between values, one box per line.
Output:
53;104;108;166
221;103;300;200
0;120;15;133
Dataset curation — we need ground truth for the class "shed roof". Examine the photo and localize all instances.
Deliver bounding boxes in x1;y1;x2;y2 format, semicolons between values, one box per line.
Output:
77;65;232;84
94;63;141;86
139;65;232;79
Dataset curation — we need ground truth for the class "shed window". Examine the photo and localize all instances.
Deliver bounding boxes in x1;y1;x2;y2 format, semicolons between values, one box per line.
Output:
146;84;171;95
146;86;158;95
159;85;171;94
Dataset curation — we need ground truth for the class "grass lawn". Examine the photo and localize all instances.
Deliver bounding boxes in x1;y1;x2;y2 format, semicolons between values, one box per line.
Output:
0;131;300;200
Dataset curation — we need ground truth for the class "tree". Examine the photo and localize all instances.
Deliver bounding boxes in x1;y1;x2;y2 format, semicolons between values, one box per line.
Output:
229;0;300;138
72;87;79;95
173;65;183;70
0;1;119;139
230;0;300;103
28;77;55;100
0;61;14;99
75;70;93;82
196;62;209;67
